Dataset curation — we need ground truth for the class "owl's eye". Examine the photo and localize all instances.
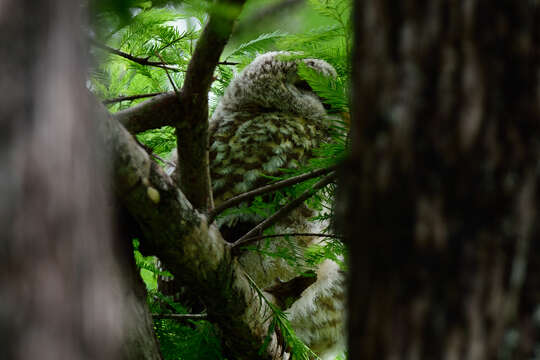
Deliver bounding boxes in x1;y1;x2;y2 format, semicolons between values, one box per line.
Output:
294;79;313;92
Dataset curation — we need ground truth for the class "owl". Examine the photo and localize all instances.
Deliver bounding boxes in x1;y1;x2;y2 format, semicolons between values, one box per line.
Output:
169;52;345;358
209;52;335;202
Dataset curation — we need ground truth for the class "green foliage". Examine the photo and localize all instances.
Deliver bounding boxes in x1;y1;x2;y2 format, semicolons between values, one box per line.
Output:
133;240;226;360
90;7;200;112
95;0;351;359
136;126;177;158
281;0;351;58
305;238;346;270
226;30;288;68
245;273;320;360
210;64;235;114
154;319;224;360
133;239;173;291
243;229;314;275
297;62;349;113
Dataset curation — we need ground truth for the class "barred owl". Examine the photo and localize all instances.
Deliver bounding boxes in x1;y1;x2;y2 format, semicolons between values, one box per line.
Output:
211;52;345;359
171;52;345;358
209;52;335;202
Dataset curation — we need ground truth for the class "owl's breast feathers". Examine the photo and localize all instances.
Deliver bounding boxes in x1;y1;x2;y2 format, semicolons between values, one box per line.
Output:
209;52;335;205
210;112;326;204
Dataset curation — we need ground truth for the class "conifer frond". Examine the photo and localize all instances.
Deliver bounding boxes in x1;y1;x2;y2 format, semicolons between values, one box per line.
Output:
136;126;177;157
280;25;344;48
297;62;349;113
226;30;287;61
308;0;351;26
244;273;320;360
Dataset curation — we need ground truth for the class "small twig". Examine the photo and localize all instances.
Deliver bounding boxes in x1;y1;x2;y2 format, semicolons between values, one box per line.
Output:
90;39;182;72
102;92;166;105
155;52;180;98
158;32;193;52
150;153;176;168
152;313;207;320
232;232;343;249
208;166;337;224
218;61;239;66
231;172;337;248
133;137;175;168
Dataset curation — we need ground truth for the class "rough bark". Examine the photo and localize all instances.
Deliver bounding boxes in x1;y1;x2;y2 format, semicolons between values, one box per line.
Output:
114;207;164;360
100;102;285;359
111;0;249;213
175;0;247;211
0;1;164;359
113;92;181;134
345;1;540;359
0;0;124;358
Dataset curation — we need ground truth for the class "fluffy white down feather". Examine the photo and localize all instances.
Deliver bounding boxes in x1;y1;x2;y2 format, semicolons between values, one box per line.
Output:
287;259;345;359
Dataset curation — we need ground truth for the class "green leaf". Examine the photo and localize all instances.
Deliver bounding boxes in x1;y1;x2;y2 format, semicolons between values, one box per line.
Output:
226;31;287;60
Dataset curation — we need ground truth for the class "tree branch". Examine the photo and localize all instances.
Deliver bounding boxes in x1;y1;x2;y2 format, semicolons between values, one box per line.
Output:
135;136;176;167
152;313;207;320
113;92;183;134
232;232;343;249
208;165;338;224
103;92;166;105
218;61;239;65
155;52;183;111
232;172;337;248
175;0;247;211
90;39;183;72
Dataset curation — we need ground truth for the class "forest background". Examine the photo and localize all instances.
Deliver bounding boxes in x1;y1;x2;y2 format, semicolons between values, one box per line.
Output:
1;1;540;360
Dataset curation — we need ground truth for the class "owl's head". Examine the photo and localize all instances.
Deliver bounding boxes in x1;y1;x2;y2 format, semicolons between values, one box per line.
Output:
213;52;337;122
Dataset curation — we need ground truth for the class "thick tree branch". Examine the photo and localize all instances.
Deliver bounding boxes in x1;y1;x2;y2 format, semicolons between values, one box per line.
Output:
208;165;338;223
233;172;337;248
98;101;285;359
103;92;165;105
175;0;247;211
113;92;182;134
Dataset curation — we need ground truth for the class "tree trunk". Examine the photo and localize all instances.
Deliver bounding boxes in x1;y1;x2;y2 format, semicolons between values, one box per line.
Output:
115;207;164;360
345;1;540;359
0;1;162;359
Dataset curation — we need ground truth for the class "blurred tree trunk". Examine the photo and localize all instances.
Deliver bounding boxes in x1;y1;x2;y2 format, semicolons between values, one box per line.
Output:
115;208;164;360
344;1;540;359
0;1;161;359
